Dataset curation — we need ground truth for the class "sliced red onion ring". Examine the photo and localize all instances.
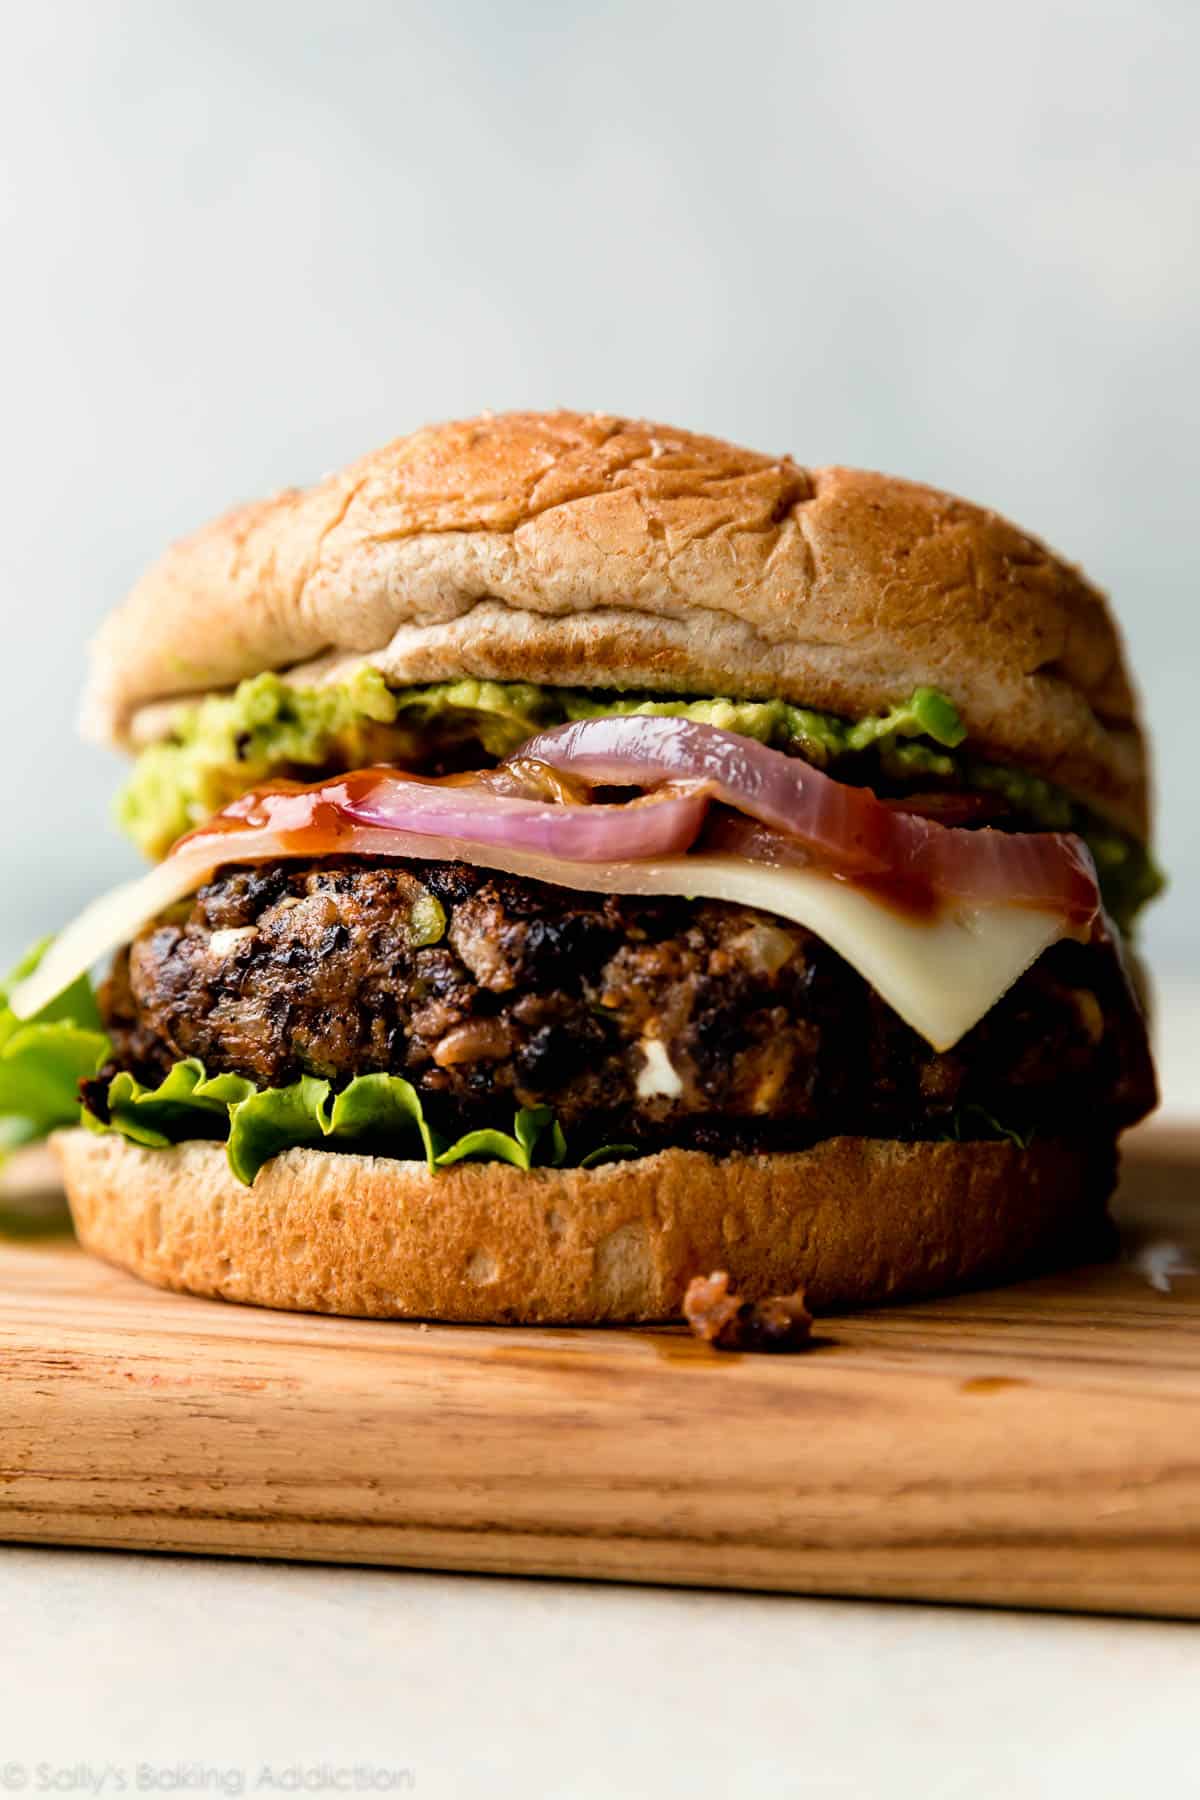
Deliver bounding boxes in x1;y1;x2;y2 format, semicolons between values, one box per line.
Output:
705;810;1099;923
320;771;710;863
516;716;897;874
517;717;1100;923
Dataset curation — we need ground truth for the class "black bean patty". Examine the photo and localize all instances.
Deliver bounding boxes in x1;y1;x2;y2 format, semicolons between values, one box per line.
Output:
88;858;1157;1154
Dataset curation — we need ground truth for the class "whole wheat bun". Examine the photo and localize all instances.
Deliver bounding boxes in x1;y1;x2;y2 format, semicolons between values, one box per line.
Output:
55;1129;1114;1322
85;411;1148;838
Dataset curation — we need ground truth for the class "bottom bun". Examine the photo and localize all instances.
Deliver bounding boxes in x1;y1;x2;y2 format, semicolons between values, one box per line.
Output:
53;1130;1117;1323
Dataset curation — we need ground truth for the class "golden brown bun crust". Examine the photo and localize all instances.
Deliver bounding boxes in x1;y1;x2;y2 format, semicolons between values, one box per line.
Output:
55;1130;1114;1322
86;412;1147;837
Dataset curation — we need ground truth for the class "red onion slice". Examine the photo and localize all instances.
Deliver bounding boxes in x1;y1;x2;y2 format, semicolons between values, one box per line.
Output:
329;771;710;863
705;811;1099;923
516;716;898;874
518;717;1100;923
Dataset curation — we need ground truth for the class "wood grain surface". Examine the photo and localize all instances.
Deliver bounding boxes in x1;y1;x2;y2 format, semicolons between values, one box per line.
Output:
0;1122;1196;1617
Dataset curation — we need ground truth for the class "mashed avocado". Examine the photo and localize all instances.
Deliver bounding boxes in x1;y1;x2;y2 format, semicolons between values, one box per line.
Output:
117;668;1161;928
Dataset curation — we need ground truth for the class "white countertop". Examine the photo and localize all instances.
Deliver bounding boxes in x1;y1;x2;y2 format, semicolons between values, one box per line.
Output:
1;1547;1196;1796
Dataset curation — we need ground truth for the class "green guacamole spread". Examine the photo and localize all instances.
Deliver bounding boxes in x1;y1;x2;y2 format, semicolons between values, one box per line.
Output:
117;668;1161;929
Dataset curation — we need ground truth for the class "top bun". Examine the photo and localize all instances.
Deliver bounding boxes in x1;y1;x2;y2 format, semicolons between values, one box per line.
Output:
84;410;1148;838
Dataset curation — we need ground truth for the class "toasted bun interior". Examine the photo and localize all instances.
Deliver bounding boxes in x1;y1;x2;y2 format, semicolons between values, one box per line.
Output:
85;411;1148;838
55;1131;1115;1322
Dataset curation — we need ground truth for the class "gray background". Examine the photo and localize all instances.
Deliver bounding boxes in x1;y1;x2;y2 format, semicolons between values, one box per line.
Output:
1;1;1194;1024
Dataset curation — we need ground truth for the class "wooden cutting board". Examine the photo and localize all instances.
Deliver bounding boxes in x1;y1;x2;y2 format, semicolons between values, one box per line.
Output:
0;1122;1197;1618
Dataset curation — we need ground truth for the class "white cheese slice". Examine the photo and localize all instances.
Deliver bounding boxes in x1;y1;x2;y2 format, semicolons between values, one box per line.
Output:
9;840;1072;1053
677;859;1067;1052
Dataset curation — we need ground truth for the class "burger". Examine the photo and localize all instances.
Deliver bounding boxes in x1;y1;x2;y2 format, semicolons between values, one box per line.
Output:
4;411;1159;1321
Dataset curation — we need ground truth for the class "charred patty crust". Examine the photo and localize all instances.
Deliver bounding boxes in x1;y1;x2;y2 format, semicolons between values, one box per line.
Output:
89;858;1156;1154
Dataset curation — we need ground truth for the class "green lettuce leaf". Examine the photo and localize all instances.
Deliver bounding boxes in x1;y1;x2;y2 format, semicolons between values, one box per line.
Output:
85;1060;587;1187
226;1070;447;1183
0;941;110;1157
578;1143;641;1169
323;1071;438;1160
0;936;104;1034
225;1076;343;1183
86;1058;256;1150
435;1104;567;1171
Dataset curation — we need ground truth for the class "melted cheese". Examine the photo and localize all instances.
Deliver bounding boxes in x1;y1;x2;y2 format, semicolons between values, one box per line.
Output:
11;843;1073;1052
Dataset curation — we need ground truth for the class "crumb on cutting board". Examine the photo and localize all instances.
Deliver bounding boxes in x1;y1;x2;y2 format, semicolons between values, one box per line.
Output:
683;1270;813;1353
